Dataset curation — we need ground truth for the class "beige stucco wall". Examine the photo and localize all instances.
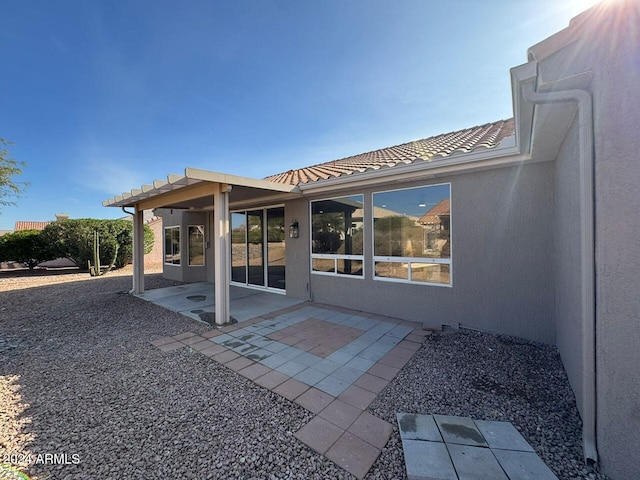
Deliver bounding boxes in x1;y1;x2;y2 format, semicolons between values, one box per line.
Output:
537;4;640;477
285;162;556;344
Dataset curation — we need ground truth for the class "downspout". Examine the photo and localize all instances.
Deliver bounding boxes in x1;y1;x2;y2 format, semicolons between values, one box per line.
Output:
522;80;597;465
121;207;134;216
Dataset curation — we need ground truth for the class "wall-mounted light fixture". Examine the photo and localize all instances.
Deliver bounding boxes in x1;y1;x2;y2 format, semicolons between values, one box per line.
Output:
289;220;299;239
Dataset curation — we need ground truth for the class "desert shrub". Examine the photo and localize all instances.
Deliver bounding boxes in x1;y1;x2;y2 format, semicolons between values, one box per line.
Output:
0;229;56;269
40;219;153;270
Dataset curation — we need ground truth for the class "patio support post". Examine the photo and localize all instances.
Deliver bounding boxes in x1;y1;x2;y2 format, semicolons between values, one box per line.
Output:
213;183;231;325
132;204;145;294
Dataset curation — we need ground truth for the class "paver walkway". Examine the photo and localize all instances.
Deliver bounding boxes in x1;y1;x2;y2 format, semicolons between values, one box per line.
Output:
152;302;430;479
397;413;558;480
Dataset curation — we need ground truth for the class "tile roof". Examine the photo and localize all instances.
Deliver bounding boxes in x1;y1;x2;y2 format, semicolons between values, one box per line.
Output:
265;118;514;185
418;199;450;225
14;221;51;231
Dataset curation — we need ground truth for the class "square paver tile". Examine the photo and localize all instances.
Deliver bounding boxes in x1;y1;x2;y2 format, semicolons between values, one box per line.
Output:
238;363;271;381
295;416;344;455
367;362;401;381
397;413;442;442
389;346;416;360
200;343;227;357
273;378;310;401
295;387;335;414
379;353;410;369
474;420;535;452
245;348;272;362
211;333;234;344
254;369;289;390
315;375;351;397
201;330;221;339
332;365;363;383
180;335;207;346
325;432;380;480
277;360;307;377
259;353;290;369
314;358;342;374
157;341;184;352
404;333;426;344
190;339;215;351
326;351;355;365
213;350;240;364
338;385;377;410
348;412;393;449
447;444;508;480
398;339;422;351
433;415;488;447
294;367;327;387
492;449;558;480
354;373;389;394
225;356;255;372
319;399;362;430
401;439;457;480
345;356;376;372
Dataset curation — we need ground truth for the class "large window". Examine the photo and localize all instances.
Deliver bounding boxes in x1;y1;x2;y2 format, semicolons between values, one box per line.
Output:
188;225;205;266
373;184;451;285
311;195;364;277
164;226;180;265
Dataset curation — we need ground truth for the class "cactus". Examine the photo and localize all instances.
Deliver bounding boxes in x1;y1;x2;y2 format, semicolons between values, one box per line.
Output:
88;230;119;276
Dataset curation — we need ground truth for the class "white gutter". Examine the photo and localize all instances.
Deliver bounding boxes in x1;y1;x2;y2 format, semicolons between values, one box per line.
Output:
522;78;597;465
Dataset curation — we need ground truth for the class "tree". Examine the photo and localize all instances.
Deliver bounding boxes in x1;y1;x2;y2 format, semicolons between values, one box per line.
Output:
0;138;28;209
40;219;153;271
0;230;56;269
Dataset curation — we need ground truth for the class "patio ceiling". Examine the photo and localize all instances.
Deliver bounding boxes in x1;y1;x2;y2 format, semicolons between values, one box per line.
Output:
102;167;300;211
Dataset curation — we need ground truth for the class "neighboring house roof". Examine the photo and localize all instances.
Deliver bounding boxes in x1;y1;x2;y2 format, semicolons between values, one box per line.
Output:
418;199;450;225
14;221;51;231
265;118;514;185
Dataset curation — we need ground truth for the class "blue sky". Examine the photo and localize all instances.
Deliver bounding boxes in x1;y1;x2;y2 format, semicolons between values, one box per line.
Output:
0;0;598;229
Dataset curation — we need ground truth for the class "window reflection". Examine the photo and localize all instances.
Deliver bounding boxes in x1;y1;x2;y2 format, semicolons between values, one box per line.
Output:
311;195;364;277
373;184;451;285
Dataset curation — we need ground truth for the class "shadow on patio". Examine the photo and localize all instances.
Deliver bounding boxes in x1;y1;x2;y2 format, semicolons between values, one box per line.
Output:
135;282;304;325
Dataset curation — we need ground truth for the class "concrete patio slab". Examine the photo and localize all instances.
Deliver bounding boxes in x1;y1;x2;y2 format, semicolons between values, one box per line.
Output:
474;420;535;452
446;444;508;480
433;415;488;447
492;449;558;480
396;414;558;480
402;439;457;480
397;413;443;442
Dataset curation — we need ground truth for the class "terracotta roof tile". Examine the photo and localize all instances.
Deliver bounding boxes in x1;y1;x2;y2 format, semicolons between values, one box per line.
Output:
14;221;51;231
418;199;450;225
265;118;514;185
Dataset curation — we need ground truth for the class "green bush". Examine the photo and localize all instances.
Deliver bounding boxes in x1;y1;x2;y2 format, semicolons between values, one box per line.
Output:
40;219;153;270
0;229;56;269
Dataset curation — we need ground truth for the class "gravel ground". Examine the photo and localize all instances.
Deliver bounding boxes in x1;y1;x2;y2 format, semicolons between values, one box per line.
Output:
367;331;607;480
1;269;605;479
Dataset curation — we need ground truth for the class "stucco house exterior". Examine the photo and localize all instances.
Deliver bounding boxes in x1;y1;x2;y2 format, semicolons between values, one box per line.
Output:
104;3;639;479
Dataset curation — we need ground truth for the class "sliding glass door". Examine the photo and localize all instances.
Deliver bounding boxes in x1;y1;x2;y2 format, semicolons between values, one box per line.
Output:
231;206;285;291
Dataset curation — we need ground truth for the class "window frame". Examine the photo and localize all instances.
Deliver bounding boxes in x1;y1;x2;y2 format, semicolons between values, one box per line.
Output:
164;225;181;266
371;183;452;287
310;194;365;279
187;224;206;267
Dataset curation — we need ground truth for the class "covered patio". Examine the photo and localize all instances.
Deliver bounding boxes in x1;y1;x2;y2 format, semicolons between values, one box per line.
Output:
136;282;303;324
103;167;301;325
